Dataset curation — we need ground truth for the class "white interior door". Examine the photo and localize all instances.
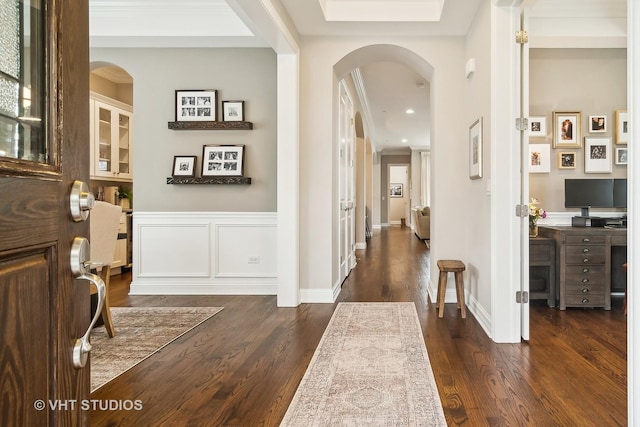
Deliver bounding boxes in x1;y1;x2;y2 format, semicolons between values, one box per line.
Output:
388;165;409;226
521;6;531;341
339;82;356;280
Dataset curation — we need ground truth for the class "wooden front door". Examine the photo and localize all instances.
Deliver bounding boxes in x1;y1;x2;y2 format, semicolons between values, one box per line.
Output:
0;0;90;425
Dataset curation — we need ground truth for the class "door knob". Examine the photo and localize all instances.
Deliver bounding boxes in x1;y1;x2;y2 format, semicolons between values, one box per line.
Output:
70;237;105;368
70;180;95;222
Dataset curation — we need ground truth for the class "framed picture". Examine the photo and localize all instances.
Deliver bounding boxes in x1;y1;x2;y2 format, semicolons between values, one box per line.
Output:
528;144;550;173
389;183;403;198
615;110;628;144
553;111;581;148
584;137;612;173
589;115;607;133
222;101;245;122
615;147;628;165
529;116;546;138
469;117;483;179
175;90;217;122
202;145;244;176
558;151;576;169
172;155;197;177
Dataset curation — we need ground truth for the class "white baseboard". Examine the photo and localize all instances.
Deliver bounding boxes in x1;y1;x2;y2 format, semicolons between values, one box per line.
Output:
300;286;339;303
426;279;491;337
129;281;277;295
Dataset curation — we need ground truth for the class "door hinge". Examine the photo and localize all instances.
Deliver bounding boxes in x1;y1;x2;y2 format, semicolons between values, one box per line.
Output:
516;117;528;131
516;291;529;304
515;204;529;218
516;30;529;44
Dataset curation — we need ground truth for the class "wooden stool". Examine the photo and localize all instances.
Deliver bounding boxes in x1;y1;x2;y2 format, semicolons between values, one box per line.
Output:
436;260;466;318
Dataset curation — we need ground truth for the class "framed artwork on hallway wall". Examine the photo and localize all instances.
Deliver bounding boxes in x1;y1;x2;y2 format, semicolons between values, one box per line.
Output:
172;155;197;177
529;116;546;137
589;115;607;133
615;147;628;165
553;111;581;148
528;144;550;173
202;145;245;176
389;183;403;198
584;137;611;173
615;110;628;144
222;100;245;122
558;152;576;169
469;117;483;180
175;89;217;122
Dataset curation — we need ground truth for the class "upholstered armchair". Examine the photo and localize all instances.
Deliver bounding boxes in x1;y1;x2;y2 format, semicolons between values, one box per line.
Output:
412;206;430;240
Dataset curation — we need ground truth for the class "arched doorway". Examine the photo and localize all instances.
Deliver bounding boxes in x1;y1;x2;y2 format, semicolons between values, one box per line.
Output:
333;44;434;286
89;62;133;273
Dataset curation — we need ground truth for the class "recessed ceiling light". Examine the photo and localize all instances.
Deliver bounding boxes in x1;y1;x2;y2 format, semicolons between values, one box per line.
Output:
405;109;415;114
401;139;408;143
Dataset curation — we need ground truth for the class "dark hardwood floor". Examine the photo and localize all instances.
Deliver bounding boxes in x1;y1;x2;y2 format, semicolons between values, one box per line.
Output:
90;226;627;426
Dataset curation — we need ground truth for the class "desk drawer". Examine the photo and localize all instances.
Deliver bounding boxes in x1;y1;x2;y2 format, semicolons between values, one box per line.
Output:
564;235;606;244
565;265;605;281
564;294;606;306
530;242;554;262
565;282;605;296
565;245;606;264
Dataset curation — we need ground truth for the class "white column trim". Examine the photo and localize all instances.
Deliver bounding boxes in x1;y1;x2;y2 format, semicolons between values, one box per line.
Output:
277;53;300;307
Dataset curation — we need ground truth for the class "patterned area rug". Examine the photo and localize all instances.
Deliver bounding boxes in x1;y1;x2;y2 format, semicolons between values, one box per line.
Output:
90;306;223;392
280;302;446;426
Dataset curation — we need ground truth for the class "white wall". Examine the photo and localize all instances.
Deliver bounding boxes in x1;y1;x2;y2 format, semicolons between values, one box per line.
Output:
297;37;476;302
90;47;279;295
463;0;493;322
529;48;627;214
90;48;277;213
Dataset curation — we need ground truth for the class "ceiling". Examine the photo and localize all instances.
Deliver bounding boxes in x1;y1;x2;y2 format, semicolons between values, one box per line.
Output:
89;0;626;153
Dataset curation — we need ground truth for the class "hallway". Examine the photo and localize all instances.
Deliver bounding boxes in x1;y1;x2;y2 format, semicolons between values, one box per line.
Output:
92;226;627;426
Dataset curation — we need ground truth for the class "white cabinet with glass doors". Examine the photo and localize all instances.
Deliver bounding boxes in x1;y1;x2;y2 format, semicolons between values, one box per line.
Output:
90;93;133;181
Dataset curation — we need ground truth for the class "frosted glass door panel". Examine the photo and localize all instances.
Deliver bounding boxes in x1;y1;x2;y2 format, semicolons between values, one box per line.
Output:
0;0;46;163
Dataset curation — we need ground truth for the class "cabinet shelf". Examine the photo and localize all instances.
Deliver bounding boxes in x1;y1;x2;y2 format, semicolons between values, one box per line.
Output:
167;176;252;185
167;121;253;130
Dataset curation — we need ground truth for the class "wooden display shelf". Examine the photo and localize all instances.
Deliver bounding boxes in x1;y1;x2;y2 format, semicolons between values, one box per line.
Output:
167;176;252;185
167;121;253;130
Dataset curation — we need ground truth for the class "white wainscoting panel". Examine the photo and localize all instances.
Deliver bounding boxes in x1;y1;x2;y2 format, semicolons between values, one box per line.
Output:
216;224;277;277
131;212;277;295
138;223;210;277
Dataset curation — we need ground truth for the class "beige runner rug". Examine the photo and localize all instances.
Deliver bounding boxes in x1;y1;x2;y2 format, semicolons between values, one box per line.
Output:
90;306;223;392
281;302;446;426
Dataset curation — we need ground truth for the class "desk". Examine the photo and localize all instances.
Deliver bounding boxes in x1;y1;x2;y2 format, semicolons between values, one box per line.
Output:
539;226;627;310
529;237;556;307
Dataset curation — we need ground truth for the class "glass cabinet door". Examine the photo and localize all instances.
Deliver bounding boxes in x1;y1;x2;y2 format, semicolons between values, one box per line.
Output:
118;112;130;175
92;99;132;180
97;105;112;173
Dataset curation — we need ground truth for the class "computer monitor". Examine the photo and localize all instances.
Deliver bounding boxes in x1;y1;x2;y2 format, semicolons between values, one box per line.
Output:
564;179;614;217
613;178;627;208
